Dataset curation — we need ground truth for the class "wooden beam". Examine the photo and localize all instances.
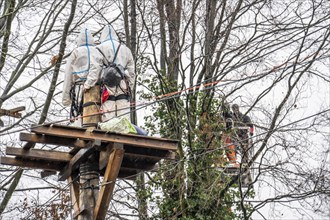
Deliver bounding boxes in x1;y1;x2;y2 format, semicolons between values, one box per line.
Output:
68;174;80;218
31;124;178;151
0;156;61;171
99;145;172;171
58;140;100;181
9;106;25;112
121;158;157;171
123;144;177;160
22;142;35;150
94;143;124;220
6;147;72;162
124;151;175;161
40;170;57;178
0;106;25;118
20;133;87;149
99;143;114;170
20;133;175;159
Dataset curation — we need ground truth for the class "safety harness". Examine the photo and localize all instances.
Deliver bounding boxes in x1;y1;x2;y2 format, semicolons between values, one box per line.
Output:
107;94;130;101
69;80;84;120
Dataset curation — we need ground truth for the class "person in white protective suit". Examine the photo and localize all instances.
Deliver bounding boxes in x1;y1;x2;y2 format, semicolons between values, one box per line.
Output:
62;28;103;125
97;25;135;122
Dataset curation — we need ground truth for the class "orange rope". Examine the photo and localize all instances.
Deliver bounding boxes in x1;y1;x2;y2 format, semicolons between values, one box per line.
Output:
154;79;222;100
0;50;325;135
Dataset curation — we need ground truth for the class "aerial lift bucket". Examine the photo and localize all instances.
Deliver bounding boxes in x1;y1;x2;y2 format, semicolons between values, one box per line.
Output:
224;135;239;168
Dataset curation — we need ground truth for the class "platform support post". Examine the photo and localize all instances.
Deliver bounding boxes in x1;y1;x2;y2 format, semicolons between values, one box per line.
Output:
94;144;124;220
78;85;100;220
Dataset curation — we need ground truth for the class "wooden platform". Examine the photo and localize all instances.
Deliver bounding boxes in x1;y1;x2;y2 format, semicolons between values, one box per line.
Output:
0;124;178;181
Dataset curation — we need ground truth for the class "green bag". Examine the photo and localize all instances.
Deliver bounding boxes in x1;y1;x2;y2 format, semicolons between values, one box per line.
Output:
98;117;137;134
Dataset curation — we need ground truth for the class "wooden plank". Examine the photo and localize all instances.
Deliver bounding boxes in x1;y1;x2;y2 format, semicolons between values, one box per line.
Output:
124;144;176;160
40;170;57;178
58;140;100;181
6;147;72;162
99;143;114;170
9;106;25;112
68;175;80;218
92;129;178;142
0;108;23;118
69;148;80;155
20;133;87;148
100;146;173;171
31;124;178;151
121;157;157;171
124;151;175;161
44;123;176;142
22;142;35;150
94;144;124;220
0;156;62;171
42;124;88;132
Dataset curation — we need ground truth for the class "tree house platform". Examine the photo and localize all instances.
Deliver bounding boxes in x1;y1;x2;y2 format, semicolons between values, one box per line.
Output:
0;123;178;180
0;123;179;219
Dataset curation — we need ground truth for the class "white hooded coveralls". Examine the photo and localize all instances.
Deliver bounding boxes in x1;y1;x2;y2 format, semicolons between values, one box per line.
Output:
97;25;135;122
62;28;103;119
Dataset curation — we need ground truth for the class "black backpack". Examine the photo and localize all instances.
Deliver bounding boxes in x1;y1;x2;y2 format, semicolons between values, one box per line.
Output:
97;44;125;87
